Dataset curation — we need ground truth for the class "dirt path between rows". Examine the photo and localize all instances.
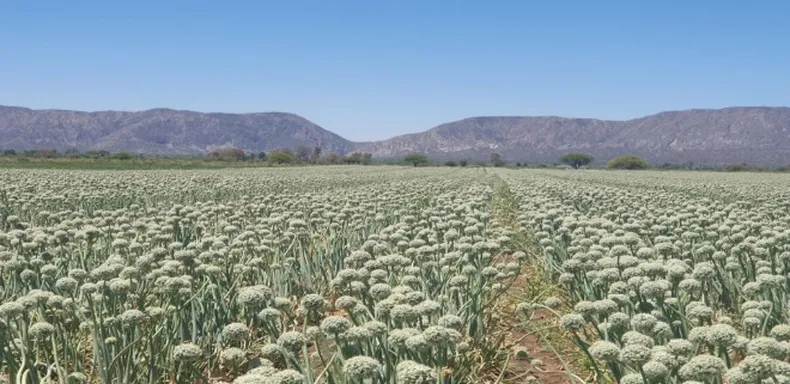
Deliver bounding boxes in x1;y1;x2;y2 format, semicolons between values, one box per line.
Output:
490;175;587;384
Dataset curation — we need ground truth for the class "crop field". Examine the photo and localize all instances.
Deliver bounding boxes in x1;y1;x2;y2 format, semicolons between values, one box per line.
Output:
1;167;790;384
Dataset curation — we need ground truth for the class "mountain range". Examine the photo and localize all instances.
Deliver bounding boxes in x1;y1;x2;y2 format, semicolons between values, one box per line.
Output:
2;105;790;166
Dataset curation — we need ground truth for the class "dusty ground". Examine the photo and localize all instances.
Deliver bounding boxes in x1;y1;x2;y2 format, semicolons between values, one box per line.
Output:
489;180;587;384
500;265;585;384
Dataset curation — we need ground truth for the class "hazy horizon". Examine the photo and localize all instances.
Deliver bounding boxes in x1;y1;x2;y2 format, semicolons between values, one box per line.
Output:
2;1;789;141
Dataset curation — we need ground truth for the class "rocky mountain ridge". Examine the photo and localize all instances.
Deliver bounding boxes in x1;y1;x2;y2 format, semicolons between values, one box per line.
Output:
2;105;789;165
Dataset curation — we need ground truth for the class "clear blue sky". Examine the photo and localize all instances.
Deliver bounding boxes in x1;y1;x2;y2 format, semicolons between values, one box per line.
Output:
1;1;789;141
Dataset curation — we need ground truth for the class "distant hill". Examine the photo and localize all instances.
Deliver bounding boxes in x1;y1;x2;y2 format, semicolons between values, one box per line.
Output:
0;106;353;155
356;107;790;166
2;105;790;165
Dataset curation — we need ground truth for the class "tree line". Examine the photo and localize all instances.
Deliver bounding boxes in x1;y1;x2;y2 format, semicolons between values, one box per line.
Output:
409;152;650;170
2;146;782;171
0;146;377;166
204;146;375;165
1;148;142;160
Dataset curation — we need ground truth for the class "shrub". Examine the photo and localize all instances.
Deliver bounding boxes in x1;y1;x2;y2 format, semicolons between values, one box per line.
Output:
86;150;110;159
607;155;651;170
26;148;59;158
268;150;295;165
109;152;136;160
724;163;749;172
206;147;245;161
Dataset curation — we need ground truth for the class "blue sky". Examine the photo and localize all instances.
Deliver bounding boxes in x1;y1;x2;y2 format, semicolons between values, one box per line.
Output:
1;1;789;141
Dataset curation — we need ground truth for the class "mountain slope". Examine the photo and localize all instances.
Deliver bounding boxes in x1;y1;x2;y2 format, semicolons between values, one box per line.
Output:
355;107;790;165
2;105;790;165
0;106;353;155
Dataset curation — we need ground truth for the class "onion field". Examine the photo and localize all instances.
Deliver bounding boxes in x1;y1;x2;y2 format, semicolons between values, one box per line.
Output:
1;167;789;384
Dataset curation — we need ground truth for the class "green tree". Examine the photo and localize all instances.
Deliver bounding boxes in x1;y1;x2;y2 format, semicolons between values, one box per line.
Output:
607;155;652;170
404;153;428;167
444;160;457;167
459;159;468;167
268;150;295;165
490;152;505;167
560;153;594;169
